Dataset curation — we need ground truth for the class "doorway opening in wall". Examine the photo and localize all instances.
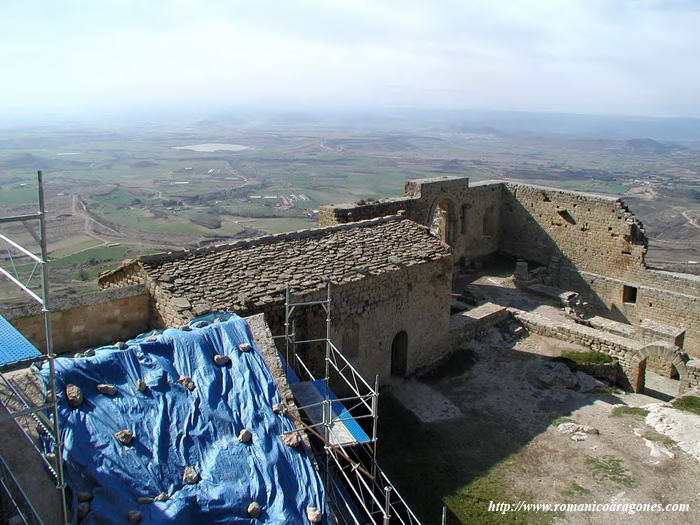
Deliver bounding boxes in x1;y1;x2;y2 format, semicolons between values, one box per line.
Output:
390;331;408;377
639;360;680;401
430;199;454;245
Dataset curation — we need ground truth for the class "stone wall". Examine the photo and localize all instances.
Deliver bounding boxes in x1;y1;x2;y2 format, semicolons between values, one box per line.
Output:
499;182;700;356
512;308;700;394
145;255;452;385
320;176;700;356
320;177;480;264
1;286;150;354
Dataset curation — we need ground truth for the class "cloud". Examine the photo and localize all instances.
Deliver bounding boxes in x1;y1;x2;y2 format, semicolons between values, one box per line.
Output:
1;0;698;118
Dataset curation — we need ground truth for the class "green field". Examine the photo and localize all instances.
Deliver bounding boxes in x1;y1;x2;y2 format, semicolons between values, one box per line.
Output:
0;116;698;298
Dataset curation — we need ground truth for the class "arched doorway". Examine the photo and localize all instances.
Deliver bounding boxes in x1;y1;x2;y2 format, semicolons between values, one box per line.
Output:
391;331;408;377
429;198;456;245
633;344;688;400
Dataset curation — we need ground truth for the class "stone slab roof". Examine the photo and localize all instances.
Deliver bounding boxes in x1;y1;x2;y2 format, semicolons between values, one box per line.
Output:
104;216;450;314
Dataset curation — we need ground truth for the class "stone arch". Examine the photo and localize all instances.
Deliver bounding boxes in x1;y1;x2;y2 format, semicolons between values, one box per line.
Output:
428;196;458;246
633;343;689;396
390;330;408;377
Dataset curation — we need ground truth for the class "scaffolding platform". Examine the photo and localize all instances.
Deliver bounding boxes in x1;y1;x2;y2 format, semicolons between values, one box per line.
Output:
0;316;41;368
291;380;371;447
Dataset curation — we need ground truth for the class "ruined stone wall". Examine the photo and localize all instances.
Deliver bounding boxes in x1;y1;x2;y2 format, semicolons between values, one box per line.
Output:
501;183;700;356
460;182;504;261
318;196;417;226
2;285;151;354
513;308;700;393
319;176;504;264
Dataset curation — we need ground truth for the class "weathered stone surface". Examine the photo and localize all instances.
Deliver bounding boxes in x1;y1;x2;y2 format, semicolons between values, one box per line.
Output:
213;354;230;366
116;341;129;349
82;348;96;357
66;384;83;408
526;360;578;390
307;506;323;523
115;429;134;445
283;432;301;448
77;502;90;519
127;510;142;523
183;466;199;484
272;403;285;415
558;422;599;441
178;375;196;391
238;429;252;443
97;383;117;396
172;297;191;310
238;343;252;352
247;502;262;518
135;379;148;392
154;492;169;502
137;497;154;505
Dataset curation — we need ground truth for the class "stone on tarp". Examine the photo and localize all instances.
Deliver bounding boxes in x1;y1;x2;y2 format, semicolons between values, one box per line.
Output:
127;510;142;523
272;403;285;415
97;384;117;396
66;384;83;408
82;348;96;357
238;429;252;443
238;343;252;352
193;321;209;328
154;493;169;502
145;335;158;342
283;432;301;448
77;492;93;503
180;325;192;332
115;429;134;445
213;354;230;366
178;375;196;391
116;341;129;349
247;502;262;518
183;466;200;484
77;502;90;519
307;507;323;523
137;497;154;505
135;379;148;392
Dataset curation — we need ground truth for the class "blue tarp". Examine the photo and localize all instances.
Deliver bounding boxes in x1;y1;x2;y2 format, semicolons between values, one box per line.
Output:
40;315;328;524
0;315;41;367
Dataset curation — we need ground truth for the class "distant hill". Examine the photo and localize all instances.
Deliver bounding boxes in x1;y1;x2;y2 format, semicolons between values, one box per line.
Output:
624;138;682;154
2;153;53;169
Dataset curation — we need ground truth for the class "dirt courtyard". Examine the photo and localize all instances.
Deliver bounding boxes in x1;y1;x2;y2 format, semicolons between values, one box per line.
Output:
378;325;700;525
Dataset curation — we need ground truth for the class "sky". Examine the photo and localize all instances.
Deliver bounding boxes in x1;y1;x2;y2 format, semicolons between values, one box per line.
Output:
1;0;699;120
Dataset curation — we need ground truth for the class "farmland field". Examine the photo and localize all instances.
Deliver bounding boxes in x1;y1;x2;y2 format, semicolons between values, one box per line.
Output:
0;111;698;302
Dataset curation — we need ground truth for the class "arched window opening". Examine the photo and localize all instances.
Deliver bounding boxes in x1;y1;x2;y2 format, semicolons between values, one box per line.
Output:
430;199;455;245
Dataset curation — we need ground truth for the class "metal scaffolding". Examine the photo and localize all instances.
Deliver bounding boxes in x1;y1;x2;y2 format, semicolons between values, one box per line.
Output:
279;283;421;524
0;171;68;524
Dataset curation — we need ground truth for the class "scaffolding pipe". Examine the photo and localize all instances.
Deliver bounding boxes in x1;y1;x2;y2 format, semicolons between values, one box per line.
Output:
37;171;69;525
383;486;392;525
